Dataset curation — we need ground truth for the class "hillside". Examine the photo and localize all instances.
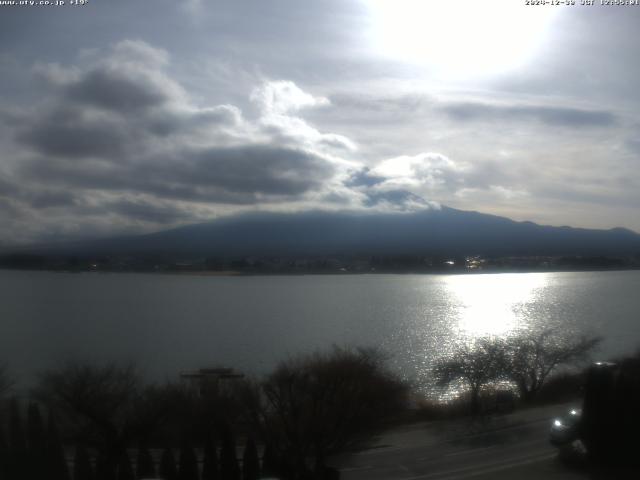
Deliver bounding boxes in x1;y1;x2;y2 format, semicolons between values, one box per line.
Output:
35;207;640;259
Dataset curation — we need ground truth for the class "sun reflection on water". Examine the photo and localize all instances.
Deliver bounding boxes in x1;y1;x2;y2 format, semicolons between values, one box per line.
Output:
445;273;549;339
403;273;552;401
392;273;554;399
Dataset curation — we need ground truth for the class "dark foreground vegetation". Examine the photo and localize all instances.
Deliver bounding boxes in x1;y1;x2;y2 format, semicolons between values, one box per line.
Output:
433;329;601;415
0;330;635;479
0;347;407;480
581;356;640;467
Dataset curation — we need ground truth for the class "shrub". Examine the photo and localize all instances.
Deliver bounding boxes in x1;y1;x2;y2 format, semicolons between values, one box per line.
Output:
136;443;156;479
253;346;408;476
201;436;219;480
73;445;95;480
242;437;259;480
159;448;178;480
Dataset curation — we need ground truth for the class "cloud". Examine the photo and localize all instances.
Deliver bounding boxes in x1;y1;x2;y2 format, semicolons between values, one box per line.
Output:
19;146;335;206
341;152;532;213
345;167;386;188
338;153;472;212
19;106;132;159
457;185;529;201
105;197;194;225
250;80;357;155
0;41;361;242
372;153;468;190
0;0;638;240
363;189;433;210
69;68;171;114
172;146;334;196
441;101;616;127
251;80;330;115
329;93;431;116
8;43;480;240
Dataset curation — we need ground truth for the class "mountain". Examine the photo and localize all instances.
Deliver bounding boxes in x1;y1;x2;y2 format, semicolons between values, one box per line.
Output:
30;207;640;259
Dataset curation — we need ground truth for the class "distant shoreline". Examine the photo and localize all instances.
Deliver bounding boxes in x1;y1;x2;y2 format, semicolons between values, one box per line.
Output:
2;265;640;277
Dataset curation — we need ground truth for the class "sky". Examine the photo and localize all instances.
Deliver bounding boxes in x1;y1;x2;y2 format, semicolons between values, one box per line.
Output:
1;0;639;244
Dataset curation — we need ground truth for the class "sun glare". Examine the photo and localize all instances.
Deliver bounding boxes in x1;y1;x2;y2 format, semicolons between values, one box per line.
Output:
445;273;548;337
368;0;558;78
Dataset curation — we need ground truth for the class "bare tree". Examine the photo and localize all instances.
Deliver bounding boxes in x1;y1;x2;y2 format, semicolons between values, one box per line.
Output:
503;329;601;402
33;362;139;468
33;361;178;468
249;346;408;477
433;330;602;412
433;338;506;415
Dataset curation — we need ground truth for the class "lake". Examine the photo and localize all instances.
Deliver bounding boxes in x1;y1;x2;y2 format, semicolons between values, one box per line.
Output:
1;269;639;391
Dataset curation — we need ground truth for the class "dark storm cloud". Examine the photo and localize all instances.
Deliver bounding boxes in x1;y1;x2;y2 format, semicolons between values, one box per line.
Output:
170;146;335;195
17;65;173;159
19;157;130;193
26;190;78;209
68;68;169;113
0;197;21;216
106;198;191;225
18;106;130;159
20;143;336;205
0;169;79;209
15;41;203;161
0;37;359;241
441;102;616;127
8;40;341;210
0;175;19;196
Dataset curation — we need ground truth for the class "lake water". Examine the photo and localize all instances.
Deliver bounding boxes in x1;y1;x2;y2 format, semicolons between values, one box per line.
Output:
2;269;639;390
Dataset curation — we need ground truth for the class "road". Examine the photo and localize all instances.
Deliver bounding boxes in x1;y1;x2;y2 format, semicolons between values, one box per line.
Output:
337;403;589;480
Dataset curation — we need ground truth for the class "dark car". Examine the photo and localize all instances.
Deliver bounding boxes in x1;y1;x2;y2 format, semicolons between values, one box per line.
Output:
549;408;582;446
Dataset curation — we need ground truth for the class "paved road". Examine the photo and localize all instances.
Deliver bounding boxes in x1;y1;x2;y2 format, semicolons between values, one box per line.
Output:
337;404;588;480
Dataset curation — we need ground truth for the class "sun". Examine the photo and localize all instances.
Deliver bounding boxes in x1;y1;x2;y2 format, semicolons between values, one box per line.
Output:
368;0;559;78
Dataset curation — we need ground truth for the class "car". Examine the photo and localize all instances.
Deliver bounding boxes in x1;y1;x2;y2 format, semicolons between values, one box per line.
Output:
549;408;582;446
